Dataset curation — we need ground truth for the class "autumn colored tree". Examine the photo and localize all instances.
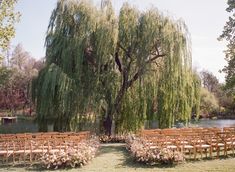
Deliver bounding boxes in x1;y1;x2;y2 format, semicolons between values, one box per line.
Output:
0;44;43;113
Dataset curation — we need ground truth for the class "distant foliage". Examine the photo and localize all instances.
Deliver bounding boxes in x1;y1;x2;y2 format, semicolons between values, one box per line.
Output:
200;70;219;93
0;44;43;112
219;0;235;90
0;0;20;61
200;87;219;116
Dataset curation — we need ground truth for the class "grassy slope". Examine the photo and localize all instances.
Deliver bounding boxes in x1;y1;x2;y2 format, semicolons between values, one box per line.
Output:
0;143;235;172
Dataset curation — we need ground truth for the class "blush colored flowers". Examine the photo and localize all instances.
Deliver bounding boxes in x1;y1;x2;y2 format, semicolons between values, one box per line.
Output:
40;136;100;169
126;136;184;165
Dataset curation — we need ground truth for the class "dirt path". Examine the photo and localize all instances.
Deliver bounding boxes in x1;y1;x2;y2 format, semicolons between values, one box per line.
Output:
0;143;235;172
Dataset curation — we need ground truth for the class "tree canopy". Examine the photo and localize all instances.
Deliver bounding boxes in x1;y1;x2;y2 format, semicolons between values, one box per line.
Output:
200;70;219;93
0;44;43;112
33;0;199;133
0;0;20;62
200;87;219;117
219;0;235;90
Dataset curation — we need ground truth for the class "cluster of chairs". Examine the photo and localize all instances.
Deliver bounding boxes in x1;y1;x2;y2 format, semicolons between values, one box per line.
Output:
0;131;90;164
140;127;235;160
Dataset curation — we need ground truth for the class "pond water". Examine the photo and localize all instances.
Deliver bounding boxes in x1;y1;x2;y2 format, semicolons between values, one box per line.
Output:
0;118;38;134
189;119;235;128
1;118;235;134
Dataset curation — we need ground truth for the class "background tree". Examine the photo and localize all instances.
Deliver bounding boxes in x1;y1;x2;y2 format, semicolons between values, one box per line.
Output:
33;0;199;133
0;0;20;63
200;70;219;93
199;70;233;116
200;87;219;117
0;44;42;114
0;0;20;101
219;0;235;90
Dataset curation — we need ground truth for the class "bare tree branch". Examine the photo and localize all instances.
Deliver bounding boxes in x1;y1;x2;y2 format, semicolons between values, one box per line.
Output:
145;54;166;63
127;53;166;88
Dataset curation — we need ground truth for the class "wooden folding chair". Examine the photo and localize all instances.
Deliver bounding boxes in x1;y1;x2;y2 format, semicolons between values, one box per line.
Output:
178;133;196;159
191;134;211;159
210;132;227;158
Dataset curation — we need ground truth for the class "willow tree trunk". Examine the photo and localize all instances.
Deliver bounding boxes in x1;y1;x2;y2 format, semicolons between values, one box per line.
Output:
103;115;112;136
54;117;72;132
103;83;126;135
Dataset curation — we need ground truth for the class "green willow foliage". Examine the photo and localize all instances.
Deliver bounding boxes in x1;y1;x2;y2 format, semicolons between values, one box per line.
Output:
33;0;200;132
156;21;197;128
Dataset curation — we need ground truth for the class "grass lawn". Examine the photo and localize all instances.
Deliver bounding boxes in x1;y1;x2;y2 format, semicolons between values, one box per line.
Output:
0;143;235;172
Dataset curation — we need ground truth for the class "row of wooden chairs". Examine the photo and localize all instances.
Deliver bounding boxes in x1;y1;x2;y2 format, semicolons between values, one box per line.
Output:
0;131;90;139
0;131;90;164
140;127;235;160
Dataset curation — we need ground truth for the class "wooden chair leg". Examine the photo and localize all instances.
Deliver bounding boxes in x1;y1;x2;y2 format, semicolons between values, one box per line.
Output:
224;145;227;156
217;147;220;158
209;147;212;158
232;144;234;156
189;149;192;159
200;148;203;159
194;147;197;160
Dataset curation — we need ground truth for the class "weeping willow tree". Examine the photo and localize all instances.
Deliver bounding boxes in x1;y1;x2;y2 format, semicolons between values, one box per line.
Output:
156;20;193;128
116;12;200;130
32;0;199;133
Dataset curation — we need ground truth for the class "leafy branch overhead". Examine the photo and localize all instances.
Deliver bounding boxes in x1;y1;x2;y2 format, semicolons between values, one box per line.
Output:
219;0;235;89
0;0;20;61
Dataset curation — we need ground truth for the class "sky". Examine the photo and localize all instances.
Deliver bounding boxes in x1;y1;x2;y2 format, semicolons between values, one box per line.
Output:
12;0;229;83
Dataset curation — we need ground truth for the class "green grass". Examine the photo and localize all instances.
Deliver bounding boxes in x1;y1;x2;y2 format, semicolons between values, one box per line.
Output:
0;143;235;172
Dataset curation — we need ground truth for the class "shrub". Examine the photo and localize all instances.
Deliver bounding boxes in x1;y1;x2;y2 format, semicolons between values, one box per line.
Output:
126;136;184;165
99;135;126;143
40;136;100;169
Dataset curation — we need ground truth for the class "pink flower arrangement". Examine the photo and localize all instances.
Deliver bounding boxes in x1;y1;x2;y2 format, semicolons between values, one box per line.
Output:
126;136;184;165
40;136;100;169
